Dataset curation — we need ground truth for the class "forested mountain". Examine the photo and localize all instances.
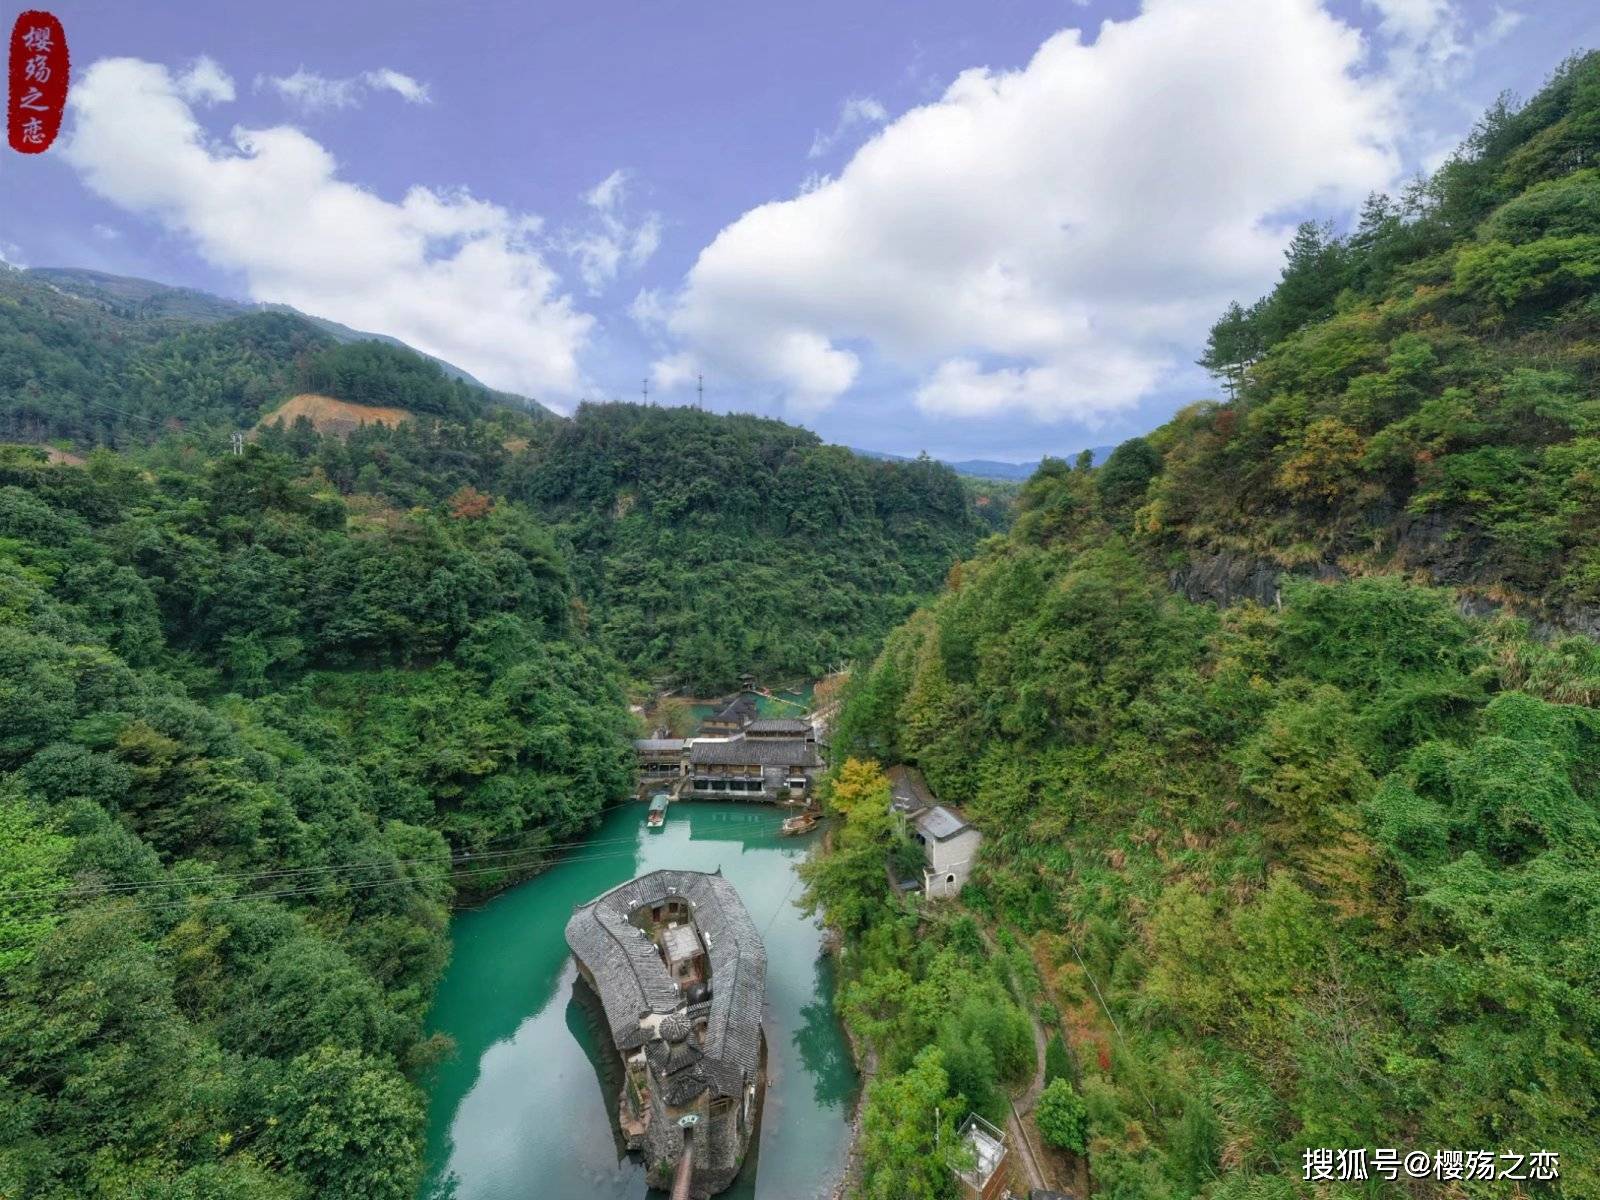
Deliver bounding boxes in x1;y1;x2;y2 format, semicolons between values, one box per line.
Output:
1166;53;1600;623
811;51;1600;1200
510;403;985;689
242;402;987;691
4;262;988;691
0;266;553;444
0;442;632;1199
15;268;556;422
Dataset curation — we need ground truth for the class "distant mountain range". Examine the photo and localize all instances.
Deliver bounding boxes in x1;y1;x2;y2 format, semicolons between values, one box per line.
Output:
24;268;1115;475
851;444;1113;481
27;267;556;418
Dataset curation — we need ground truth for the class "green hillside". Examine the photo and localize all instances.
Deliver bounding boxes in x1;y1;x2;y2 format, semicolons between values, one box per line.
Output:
1160;52;1600;621
4;264;988;692
0;267;552;444
811;50;1600;1200
0;442;632;1199
511;402;986;691
241;400;988;692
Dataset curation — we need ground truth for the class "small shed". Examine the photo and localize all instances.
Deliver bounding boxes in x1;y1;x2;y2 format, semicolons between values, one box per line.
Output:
954;1112;1009;1200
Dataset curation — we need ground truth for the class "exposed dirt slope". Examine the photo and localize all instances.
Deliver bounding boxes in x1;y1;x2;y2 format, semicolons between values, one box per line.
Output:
257;393;413;437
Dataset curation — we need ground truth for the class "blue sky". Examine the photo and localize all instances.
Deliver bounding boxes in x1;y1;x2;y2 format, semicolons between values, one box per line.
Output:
1;0;1593;460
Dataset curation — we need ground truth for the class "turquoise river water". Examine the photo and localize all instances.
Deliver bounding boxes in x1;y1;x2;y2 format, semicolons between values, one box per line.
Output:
419;801;859;1200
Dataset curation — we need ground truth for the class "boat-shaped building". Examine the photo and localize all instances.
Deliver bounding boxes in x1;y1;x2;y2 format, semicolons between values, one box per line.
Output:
565;868;766;1198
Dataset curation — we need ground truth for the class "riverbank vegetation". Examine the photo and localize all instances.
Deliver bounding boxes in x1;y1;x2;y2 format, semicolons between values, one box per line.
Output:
813;52;1600;1200
0;444;631;1199
800;759;1037;1200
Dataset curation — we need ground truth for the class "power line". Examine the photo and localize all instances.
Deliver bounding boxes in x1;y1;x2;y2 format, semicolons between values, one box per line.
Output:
115;845;658;915
1065;933;1159;1122
0;829;647;903
112;822;795;917
0;804;789;905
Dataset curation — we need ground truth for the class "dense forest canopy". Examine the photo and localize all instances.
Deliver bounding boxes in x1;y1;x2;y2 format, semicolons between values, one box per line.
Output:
810;50;1600;1200
3;264;988;692
245;401;986;692
0;442;633;1198
509;403;986;690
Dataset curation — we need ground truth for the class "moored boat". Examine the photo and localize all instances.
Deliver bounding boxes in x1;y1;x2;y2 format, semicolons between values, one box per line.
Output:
646;793;669;828
780;810;818;836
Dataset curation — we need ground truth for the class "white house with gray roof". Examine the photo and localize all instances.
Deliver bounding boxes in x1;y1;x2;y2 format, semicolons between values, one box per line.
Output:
887;765;982;899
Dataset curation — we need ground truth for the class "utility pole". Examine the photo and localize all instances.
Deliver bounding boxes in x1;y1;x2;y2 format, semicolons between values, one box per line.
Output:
642;376;650;405
697;373;704;409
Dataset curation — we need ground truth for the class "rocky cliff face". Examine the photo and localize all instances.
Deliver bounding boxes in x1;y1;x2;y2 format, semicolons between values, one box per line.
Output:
1168;511;1600;642
1169;552;1344;610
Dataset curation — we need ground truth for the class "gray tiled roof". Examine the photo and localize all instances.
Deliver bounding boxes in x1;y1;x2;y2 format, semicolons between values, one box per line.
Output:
689;737;819;768
705;695;758;724
915;804;971;841
633;738;685;753
745;718;812;735
565;869;766;1099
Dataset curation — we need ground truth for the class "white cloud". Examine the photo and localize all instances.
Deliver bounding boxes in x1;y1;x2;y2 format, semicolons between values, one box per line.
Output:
565;168;663;294
630;287;670;332
586;168;628;212
258;66;431;111
91;223;120;240
653;0;1496;421
363;68;431;105
176;56;235;105
1362;0;1519;91
651;351;700;392
260;68;360;110
808;95;889;158
64;57;591;400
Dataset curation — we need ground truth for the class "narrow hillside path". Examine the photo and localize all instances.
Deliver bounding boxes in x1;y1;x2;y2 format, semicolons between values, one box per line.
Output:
1007;1101;1049;1196
975;923;1058;1197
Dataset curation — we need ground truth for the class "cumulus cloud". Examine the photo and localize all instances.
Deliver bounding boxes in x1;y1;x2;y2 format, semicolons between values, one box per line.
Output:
565;168;662;294
64;57;590;399
176;56;235;105
808;95;889;158
651;0;1492;421
259;66;432;111
1363;0;1520;91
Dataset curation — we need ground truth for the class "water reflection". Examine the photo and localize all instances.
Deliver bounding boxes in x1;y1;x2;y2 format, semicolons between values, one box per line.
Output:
792;952;858;1111
418;803;856;1200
